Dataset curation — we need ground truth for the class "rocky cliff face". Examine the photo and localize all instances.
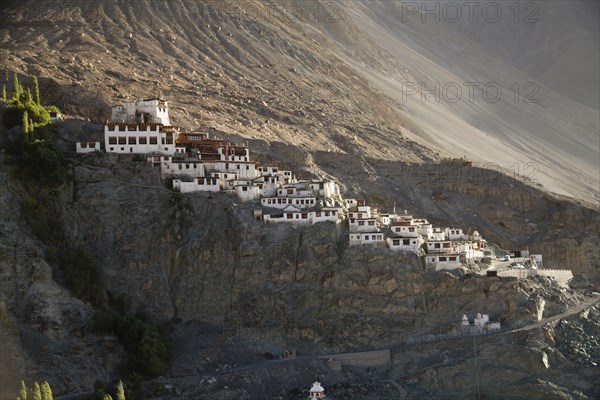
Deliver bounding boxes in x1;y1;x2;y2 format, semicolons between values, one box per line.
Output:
1;134;598;398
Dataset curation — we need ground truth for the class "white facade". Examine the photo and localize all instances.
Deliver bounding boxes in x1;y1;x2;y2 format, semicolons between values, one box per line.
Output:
425;254;461;270
426;240;456;254
446;228;465;240
302;180;339;199
430;228;446;241
160;159;205;178
105;123;177;155
379;214;391;226
111;98;170;125
173;177;220;193
387;237;419;253
344;199;358;208
263;208;340;225
390;224;419;237
76;141;101;153
348;205;377;220
417;223;433;238
235;185;261;201
349;218;379;232
349;232;385;246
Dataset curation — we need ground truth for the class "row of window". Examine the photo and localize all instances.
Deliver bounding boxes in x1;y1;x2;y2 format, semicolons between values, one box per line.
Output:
428;256;458;262
356;220;376;226
391;239;415;246
430;242;452;248
108;136;172;145
351;234;384;241
264;198;315;205
393;226;416;232
109;147;171;152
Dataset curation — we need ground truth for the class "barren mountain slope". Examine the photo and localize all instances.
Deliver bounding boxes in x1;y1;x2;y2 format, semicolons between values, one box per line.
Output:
0;0;435;164
335;1;600;204
2;0;597;204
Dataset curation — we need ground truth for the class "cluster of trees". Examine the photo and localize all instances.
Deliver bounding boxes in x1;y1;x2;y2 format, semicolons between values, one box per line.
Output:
17;380;127;400
94;294;173;380
97;380;126;400
2;73;67;186
17;380;52;400
2;73;60;136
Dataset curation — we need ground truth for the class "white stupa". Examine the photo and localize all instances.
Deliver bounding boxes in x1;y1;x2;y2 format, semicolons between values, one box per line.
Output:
461;314;470;326
309;380;326;399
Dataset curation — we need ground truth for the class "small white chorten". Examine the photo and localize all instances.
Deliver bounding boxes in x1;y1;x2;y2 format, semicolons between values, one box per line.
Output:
461;314;470;326
309;380;326;399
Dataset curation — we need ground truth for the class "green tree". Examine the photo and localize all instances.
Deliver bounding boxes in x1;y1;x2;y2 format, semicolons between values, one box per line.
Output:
32;382;42;400
25;88;32;105
32;76;40;104
2;83;6;102
103;395;113;400
116;381;125;400
29;118;34;134
12;72;20;100
22;110;29;136
40;382;52;400
18;380;27;400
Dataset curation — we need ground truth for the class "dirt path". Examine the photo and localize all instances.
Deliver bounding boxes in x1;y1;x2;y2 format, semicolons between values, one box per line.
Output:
507;293;600;334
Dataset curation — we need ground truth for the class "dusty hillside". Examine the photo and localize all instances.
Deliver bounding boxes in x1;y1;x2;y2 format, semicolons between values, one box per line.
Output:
1;0;597;204
338;0;599;204
0;1;599;398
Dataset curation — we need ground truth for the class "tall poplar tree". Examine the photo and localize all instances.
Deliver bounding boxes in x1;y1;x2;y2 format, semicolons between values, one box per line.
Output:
32;76;40;104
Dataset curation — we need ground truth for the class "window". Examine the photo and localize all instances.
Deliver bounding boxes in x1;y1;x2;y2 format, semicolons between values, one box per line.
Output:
435;243;441;248
287;189;293;195
449;257;457;261
439;257;447;261
242;187;247;192
109;137;117;145
128;137;136;144
409;227;415;232
118;137;126;144
393;239;400;245
371;235;377;240
110;147;114;151
368;221;375;226
358;221;365;226
150;137;158;144
139;137;147;144
403;239;410;245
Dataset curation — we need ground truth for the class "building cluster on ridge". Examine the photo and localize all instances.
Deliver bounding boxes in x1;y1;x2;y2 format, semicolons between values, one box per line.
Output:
344;199;488;270
76;98;518;272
